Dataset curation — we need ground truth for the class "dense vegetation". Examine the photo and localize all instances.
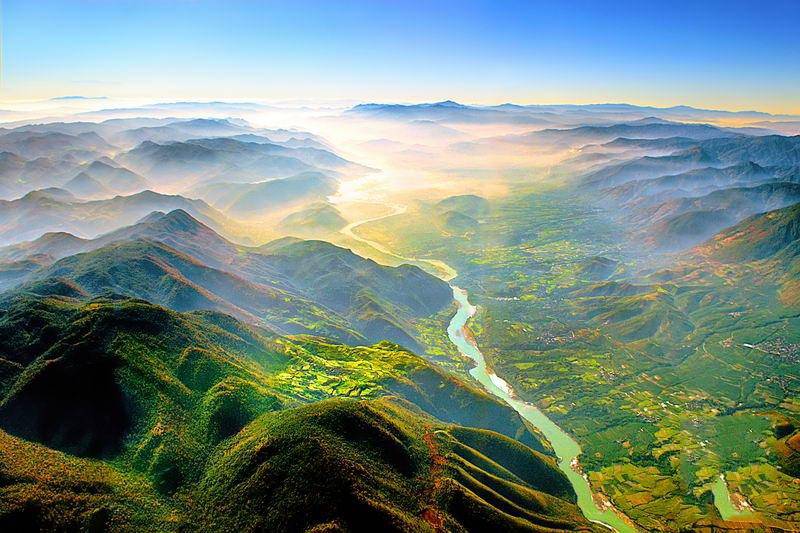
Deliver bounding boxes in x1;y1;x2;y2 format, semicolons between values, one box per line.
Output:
0;209;454;352
356;189;800;530
2;103;799;531
0;295;589;531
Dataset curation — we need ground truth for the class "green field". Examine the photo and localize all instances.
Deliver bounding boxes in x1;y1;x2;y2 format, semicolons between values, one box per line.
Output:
355;186;800;531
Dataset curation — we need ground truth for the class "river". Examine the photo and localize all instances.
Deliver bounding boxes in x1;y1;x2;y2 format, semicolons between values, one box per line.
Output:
448;286;636;532
711;474;754;521
337;204;637;530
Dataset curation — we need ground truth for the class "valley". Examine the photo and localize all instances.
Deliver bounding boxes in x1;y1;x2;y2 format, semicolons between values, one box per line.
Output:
338;199;636;530
4;4;800;531
0;97;798;532
353;183;800;531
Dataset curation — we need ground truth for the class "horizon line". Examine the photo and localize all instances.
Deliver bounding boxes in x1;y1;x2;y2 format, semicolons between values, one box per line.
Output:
2;95;800;119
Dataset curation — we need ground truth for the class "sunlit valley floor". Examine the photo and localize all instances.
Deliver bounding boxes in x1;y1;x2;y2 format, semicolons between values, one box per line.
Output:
0;99;798;531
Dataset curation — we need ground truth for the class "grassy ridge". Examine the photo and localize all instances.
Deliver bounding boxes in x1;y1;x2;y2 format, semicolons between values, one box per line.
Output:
0;295;587;531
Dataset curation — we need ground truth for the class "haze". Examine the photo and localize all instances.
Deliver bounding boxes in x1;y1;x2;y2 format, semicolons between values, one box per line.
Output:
1;2;799;532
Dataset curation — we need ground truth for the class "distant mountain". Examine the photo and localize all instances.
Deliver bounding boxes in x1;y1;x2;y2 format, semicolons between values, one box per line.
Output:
190;171;339;217
748;120;800;135
68;160;150;195
519;121;743;150
580;131;800;253
0;130;116;159
493;102;790;123
189;137;362;174
0;118;357;200
115;139;230;186
600;136;701;152
230;133;330;150
646;209;737;252
698;135;800;167
109;118;251;147
0;232;90;263
379;101;781;130
694;202;800;262
0;152;87;199
0;151;25;176
436;194;490;217
640;182;800;226
50;95;108;101
278;202;348;236
0;189;231;246
439;210;480;234
599;162;800;206
582;147;717;189
116;137;366;189
347;100;553;125
62;172;112;198
0;152;28;197
635;182;800;251
585;135;800;190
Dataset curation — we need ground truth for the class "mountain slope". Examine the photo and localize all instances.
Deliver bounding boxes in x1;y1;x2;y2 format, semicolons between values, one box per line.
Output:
694;201;800;262
0;189;233;246
436;194;490;217
1;210;453;350
582;147;717;189
639;182;800;226
598;162;800;206
0;232;91;263
74;160;150;194
191;171;339;217
63;171;113;198
116;137;368;189
523;121;741;149
278;202;348;236
16;239;362;341
198;397;591;532
0;295;589;531
259;239;453;350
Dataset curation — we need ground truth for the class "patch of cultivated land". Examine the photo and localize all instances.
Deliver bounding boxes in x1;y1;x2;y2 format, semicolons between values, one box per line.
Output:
355;186;800;531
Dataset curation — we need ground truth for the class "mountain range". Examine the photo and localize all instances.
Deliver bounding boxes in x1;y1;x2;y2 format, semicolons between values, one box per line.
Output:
189;171;338;218
0;294;590;531
0;209;453;351
0;188;234;246
2;103;799;531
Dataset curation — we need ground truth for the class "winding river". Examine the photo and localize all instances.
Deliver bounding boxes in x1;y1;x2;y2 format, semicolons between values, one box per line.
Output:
338;204;635;531
447;287;635;532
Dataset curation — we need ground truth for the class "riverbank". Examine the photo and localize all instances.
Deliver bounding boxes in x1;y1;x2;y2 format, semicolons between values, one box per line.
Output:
339;205;637;531
447;286;637;533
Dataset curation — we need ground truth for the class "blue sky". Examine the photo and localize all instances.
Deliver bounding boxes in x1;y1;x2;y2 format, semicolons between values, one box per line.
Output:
3;0;799;112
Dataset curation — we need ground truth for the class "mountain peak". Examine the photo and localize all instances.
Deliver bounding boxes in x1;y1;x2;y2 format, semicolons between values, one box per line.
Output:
21;188;76;203
628;116;673;125
144;208;206;233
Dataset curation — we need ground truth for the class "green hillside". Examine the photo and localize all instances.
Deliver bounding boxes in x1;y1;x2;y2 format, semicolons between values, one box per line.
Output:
0;295;587;531
695;201;800;262
278;202;348;236
354;185;800;530
1;210;454;351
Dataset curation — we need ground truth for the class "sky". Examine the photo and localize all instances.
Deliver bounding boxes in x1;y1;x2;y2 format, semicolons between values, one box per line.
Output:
2;0;799;113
